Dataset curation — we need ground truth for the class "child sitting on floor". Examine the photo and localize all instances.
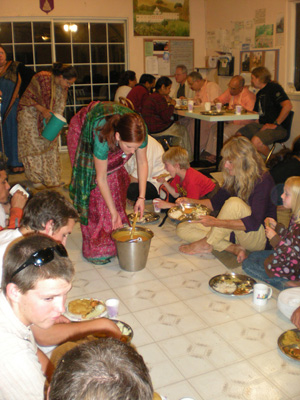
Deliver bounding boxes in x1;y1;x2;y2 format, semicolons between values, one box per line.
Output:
243;176;300;290
153;146;217;209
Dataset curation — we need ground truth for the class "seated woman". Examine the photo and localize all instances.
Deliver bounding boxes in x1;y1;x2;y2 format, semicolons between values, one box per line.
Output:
177;136;276;262
141;76;192;158
242;176;300;290
153;146;217;209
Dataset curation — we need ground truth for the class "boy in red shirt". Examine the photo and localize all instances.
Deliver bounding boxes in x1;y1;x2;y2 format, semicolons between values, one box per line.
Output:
154;146;217;209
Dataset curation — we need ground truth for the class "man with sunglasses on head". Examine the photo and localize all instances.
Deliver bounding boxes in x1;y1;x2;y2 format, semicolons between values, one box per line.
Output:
0;190;121;357
0;234;74;399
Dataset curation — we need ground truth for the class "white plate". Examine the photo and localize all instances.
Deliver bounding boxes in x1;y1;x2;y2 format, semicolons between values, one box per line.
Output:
65;298;107;321
278;288;300;319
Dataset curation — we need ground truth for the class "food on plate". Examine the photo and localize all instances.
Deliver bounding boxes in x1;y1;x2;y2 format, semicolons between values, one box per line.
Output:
213;280;237;294
281;330;300;346
155;173;170;180
169;210;183;219
283;346;300;359
193;207;208;218
68;298;103;319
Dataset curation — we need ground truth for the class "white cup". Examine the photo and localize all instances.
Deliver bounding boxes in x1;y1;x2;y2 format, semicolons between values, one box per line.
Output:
216;102;222;112
153;198;161;213
181;99;188;106
204;101;211;111
105;298;120;318
253;283;272;306
235;104;242;115
187;99;194;112
9;184;29;198
175;98;181;106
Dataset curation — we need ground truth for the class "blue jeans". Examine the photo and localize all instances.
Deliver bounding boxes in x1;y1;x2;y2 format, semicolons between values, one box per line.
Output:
242;250;287;291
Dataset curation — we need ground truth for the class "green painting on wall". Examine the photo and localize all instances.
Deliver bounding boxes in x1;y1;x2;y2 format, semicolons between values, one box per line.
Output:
133;0;189;37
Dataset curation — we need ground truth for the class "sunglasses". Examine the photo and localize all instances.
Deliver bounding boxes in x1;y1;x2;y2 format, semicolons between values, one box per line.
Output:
10;244;68;281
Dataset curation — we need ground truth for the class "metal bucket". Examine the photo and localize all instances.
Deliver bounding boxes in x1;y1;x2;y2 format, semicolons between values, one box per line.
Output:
111;226;154;272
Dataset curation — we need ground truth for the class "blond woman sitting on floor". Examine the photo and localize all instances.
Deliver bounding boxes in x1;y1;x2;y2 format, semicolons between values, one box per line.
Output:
177;136;276;262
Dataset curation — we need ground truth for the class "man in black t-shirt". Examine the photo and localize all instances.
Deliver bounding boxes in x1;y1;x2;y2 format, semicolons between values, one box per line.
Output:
238;67;292;156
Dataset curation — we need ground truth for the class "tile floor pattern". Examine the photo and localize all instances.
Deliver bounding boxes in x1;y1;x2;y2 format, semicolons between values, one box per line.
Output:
65;204;300;400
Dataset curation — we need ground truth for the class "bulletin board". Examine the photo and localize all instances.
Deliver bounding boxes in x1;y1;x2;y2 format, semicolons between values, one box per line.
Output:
240;49;279;80
144;38;194;77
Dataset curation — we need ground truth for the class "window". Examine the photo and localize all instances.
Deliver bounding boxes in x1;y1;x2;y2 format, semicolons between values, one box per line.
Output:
0;19;128;145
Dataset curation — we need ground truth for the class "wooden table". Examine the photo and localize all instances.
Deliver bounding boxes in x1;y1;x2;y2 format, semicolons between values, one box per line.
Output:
174;108;259;170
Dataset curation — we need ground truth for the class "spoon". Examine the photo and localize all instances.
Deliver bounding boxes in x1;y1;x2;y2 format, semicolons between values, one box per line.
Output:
130;211;139;239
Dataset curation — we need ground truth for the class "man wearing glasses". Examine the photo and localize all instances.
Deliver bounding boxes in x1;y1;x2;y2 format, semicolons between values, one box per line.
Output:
204;75;256;162
0;234;74;399
170;64;194;99
0;190;121;358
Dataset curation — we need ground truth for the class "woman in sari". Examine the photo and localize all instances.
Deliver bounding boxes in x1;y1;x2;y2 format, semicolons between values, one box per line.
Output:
69;102;148;264
0;45;34;173
17;62;77;188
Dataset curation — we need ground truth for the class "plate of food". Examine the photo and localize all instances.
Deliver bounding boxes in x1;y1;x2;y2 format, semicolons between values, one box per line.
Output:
168;203;210;222
65;298;107;321
278;329;300;361
93;319;134;344
209;273;256;296
127;211;160;224
201;111;225;116
175;105;188;110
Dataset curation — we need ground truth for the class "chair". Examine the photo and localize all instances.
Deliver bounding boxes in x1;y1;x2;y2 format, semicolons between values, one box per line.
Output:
118;96;135;110
265;111;294;164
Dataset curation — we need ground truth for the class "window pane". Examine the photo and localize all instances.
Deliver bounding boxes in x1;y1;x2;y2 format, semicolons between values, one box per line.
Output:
73;44;90;63
109;44;125;63
67;89;75;106
75;65;91;84
15;45;33;64
54;23;71;43
33;22;51;43
110;84;118;101
0;23;12;43
90;23;107;42
75;86;91;104
72;23;89;43
55;44;72;63
93;85;108;101
91;44;107;63
109;64;125;83
35;44;52;64
92;65;108;83
35;65;52;73
108;23;124;43
14;22;32;43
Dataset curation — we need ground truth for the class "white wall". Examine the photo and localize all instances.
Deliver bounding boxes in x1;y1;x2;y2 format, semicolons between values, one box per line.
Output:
1;0;206;78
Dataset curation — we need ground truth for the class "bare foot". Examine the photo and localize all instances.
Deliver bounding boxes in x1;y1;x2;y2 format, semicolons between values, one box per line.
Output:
179;239;213;255
226;244;247;263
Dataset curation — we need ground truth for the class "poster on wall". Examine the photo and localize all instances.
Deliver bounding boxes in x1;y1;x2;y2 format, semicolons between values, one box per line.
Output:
255;24;274;48
133;0;189;37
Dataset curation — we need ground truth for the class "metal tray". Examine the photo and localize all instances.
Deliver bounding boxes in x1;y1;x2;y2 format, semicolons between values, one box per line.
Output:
168;203;210;222
127;211;160;224
278;329;300;361
201;111;225;116
209;273;256;296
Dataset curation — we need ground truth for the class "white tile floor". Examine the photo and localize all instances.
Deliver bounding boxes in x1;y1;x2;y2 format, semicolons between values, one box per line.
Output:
65;205;300;400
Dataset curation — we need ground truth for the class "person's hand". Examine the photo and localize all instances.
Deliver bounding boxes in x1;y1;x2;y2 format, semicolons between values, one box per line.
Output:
111;212;123;230
194;97;201;105
10;191;28;210
260;123;277;131
264;217;277;230
196;215;218;227
37;105;52;119
169;98;176;106
175;197;190;205
155;199;171;209
291;306;300;329
265;226;276;240
134;198;145;218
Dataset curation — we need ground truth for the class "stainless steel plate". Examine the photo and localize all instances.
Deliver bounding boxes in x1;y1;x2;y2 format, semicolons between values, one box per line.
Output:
168;203;210;222
201;111;225;116
127;211;160;224
278;329;300;361
209;273;256;296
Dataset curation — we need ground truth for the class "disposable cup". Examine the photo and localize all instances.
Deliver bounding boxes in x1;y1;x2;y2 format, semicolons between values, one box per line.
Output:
175;98;181;106
188;99;194;112
216;102;222;112
105;298;120;318
153;199;161;213
204;102;211;111
9;184;29;198
235;105;242;115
